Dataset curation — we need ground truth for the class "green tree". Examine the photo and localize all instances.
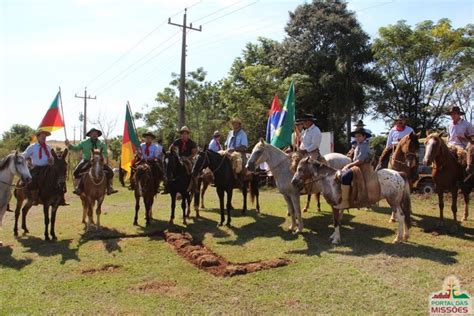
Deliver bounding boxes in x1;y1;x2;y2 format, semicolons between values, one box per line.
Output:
371;19;473;131
0;124;35;155
275;0;380;150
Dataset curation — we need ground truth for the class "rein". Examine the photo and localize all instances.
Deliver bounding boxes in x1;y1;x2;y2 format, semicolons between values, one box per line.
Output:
0;180;25;188
203;151;226;174
88;164;105;186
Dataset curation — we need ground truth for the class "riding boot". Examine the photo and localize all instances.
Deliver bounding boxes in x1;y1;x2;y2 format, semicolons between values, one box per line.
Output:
334;185;351;210
73;178;82;195
107;179;118;195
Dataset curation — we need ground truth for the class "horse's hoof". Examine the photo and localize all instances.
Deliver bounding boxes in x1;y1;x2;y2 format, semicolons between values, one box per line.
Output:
45;236;50;241
169;220;174;225
0;241;3;247
331;239;340;245
13;230;18;237
389;217;397;223
226;222;231;227
392;237;403;244
403;233;410;241
462;216;468;221
218;222;224;227
317;209;321;213
183;221;188;226
52;235;57;241
296;228;303;234
302;208;308;213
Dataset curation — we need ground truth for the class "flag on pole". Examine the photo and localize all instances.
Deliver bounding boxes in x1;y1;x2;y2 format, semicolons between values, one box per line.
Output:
121;104;140;179
265;94;282;143
31;90;65;143
271;81;295;148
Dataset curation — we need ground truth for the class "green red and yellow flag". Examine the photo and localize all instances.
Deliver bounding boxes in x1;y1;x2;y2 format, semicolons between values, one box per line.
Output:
121;103;140;179
31;90;65;143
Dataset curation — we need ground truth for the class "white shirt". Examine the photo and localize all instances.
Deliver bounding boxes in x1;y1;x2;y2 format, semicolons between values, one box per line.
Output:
386;126;414;148
299;124;322;152
23;143;52;167
448;119;474;149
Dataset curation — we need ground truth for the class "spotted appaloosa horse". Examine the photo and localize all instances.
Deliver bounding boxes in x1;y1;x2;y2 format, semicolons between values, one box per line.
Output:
423;133;471;224
292;158;412;244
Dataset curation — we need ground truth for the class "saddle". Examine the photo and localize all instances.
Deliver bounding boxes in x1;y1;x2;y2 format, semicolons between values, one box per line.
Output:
348;163;380;208
447;144;467;168
290;150;326;173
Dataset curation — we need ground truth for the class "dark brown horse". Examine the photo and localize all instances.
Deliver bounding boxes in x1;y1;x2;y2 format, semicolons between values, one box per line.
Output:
133;161;163;226
423;133;470;225
80;149;108;231
14;149;68;240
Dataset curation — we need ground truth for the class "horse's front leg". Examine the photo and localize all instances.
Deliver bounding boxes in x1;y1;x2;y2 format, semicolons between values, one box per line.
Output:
291;194;303;233
181;192;188;225
437;191;444;226
200;181;208;209
217;187;225;226
96;198;104;229
226;189;233;227
43;204;50;241
241;182;247;214
145;198;153;226
451;189;458;225
21;203;32;234
13;200;23;236
169;192;176;225
462;190;469;221
283;194;296;231
50;205;59;240
316;192;321;212
330;207;341;244
87;201;94;232
302;194;311;213
133;194;140;226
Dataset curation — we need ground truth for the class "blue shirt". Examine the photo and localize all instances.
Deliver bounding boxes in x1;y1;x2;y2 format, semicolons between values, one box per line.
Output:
140;143;163;160
225;128;248;150
208;138;222;152
23;143;52;167
353;140;371;163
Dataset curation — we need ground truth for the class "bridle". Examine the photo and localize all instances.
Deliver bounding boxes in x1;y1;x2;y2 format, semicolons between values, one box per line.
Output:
197;151;226;175
88;156;105;186
0;154;28;188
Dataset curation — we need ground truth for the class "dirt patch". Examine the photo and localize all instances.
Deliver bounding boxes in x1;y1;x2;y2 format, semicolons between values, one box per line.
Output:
164;231;291;277
132;280;177;293
82;263;121;274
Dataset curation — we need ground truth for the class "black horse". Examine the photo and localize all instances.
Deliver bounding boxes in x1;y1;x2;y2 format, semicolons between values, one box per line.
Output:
192;149;261;226
164;150;192;225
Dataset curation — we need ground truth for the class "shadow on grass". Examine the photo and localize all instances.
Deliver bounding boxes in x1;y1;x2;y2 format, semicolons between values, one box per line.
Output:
0;246;33;269
15;236;80;264
371;205;474;242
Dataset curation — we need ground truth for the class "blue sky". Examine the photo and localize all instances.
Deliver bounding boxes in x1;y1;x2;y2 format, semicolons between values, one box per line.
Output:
1;0;473;140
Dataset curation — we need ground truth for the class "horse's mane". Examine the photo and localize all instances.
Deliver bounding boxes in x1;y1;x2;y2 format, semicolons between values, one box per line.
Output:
0;152;14;171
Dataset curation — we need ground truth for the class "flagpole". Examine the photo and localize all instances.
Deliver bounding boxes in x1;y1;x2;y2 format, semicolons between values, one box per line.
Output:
59;86;68;140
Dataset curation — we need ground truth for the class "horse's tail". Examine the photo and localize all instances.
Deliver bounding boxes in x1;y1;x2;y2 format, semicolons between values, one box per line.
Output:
249;175;260;206
401;175;412;229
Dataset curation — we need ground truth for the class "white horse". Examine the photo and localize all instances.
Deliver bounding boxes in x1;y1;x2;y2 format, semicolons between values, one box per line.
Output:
291;157;412;244
0;151;32;246
247;140;350;233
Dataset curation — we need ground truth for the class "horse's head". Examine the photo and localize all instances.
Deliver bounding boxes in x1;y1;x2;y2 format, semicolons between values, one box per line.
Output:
10;151;32;183
90;148;105;178
423;133;443;166
51;149;68;190
398;131;420;168
247;139;267;172
192;150;208;177
291;157;315;189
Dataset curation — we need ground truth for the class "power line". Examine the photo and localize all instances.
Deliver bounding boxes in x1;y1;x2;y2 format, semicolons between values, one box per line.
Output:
200;0;260;26
190;0;244;23
92;32;181;95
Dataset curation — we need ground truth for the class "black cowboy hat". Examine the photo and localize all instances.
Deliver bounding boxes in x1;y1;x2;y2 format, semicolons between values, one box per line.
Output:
301;113;316;121
445;106;465;115
350;127;372;138
354;119;366;128
86;128;102;137
142;132;156;139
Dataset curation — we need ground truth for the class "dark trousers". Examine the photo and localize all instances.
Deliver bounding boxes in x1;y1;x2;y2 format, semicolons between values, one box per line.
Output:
74;160;114;180
341;169;354;185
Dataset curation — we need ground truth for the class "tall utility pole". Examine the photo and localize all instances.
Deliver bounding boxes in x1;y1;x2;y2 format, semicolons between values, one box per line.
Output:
168;8;202;128
75;87;96;139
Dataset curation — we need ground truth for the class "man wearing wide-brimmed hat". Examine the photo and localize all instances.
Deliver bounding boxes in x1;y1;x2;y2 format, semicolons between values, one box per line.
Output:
208;130;222;153
225;118;248;153
172;126;197;158
298;113;322;160
335;127;373;210
136;131;164;193
446;106;473;149
65;128;117;195
291;119;304;151
23;130;54;204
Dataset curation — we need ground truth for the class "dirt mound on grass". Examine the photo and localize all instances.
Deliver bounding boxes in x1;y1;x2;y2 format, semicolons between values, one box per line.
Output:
164;231;291;277
82;264;121;274
133;280;177;293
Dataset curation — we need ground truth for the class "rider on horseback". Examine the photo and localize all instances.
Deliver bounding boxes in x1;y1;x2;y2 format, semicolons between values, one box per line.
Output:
335;127;373;210
23;130;67;205
447;106;473;150
65;128;117;195
208;130;223;152
377;114;414;170
137;132;164;194
298;114;324;161
225;118;248;179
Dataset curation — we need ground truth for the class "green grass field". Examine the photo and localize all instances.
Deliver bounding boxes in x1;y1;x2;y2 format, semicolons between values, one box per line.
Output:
0;183;473;314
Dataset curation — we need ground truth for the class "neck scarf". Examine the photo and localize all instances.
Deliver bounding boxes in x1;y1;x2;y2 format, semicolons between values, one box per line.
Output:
38;142;50;159
395;125;405;132
181;139;188;153
145;143;151;156
91;139;98;149
216;139;221;151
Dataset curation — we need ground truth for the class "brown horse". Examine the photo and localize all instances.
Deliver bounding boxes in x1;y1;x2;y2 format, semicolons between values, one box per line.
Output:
423;133;470;225
133;161;162;226
14;149;68;240
466;141;474;177
80;149;107;231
